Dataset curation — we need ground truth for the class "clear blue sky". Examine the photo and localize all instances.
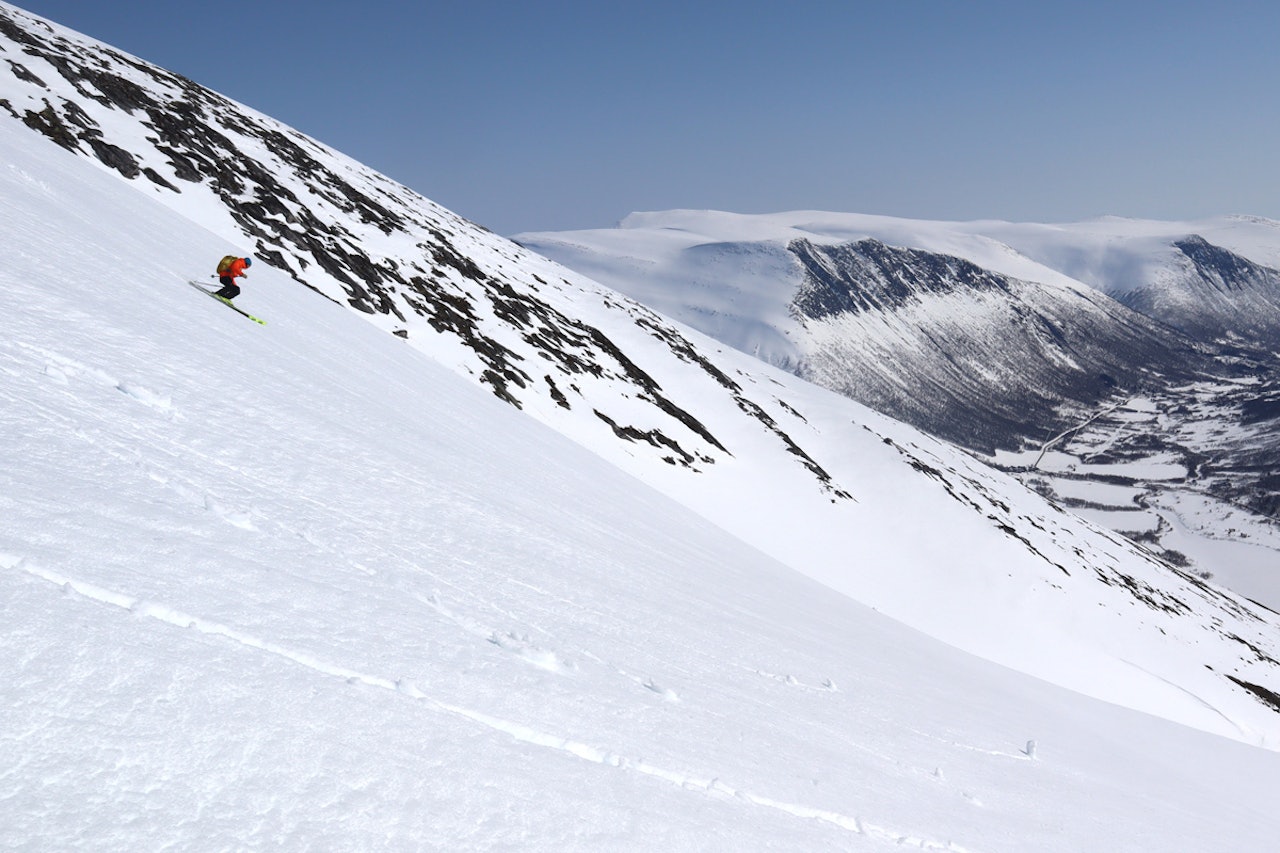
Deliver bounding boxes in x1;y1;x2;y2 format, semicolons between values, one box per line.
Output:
15;0;1280;235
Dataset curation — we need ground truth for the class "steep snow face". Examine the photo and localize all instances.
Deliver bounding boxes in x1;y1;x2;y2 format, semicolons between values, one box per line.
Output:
8;111;1280;853
4;0;1280;761
0;1;856;500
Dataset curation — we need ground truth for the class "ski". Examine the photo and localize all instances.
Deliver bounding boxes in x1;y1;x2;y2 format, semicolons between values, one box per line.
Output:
187;280;266;325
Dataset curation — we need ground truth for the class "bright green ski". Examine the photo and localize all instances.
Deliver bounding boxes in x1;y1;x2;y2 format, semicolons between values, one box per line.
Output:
187;280;266;325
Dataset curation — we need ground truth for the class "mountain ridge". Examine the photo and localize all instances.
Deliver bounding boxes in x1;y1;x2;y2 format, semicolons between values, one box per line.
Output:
788;236;1207;452
519;209;1280;588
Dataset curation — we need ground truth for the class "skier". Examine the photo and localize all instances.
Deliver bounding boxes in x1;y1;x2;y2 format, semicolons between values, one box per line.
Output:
214;255;252;300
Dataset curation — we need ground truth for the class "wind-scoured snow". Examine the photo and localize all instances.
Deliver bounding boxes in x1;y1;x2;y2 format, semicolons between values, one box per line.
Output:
3;4;1280;849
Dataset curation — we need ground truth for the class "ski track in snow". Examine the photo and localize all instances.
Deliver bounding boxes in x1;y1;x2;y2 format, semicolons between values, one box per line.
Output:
0;551;972;853
17;342;174;417
8;341;259;532
8;334;688;708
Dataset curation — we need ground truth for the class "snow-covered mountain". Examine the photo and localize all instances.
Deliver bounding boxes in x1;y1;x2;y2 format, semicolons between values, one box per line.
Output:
4;4;1280;848
1116;234;1280;345
518;210;1280;443
518;210;1280;585
787;236;1202;453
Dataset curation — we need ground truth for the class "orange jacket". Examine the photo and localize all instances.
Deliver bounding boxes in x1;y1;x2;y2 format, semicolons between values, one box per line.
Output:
226;257;249;280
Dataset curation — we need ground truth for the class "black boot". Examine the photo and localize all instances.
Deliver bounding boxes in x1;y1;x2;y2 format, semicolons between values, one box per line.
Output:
214;277;241;300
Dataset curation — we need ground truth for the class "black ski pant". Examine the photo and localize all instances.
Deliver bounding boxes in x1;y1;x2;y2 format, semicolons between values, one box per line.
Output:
214;276;241;300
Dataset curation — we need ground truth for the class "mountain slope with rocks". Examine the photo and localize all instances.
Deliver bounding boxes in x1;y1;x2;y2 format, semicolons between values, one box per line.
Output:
520;210;1280;594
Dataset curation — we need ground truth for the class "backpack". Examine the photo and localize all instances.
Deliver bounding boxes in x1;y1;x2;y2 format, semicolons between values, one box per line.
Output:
216;255;238;275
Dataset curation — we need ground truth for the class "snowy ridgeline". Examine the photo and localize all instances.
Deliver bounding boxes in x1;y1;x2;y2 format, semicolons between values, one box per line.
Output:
3;4;1280;849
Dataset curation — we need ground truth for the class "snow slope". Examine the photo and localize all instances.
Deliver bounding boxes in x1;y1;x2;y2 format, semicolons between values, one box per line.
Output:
5;90;1280;853
3;5;1280;847
3;0;1280;746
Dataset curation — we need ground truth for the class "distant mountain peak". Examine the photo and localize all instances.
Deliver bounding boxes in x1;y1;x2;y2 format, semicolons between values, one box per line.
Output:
790;237;1012;319
1174;234;1264;288
1115;234;1280;343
